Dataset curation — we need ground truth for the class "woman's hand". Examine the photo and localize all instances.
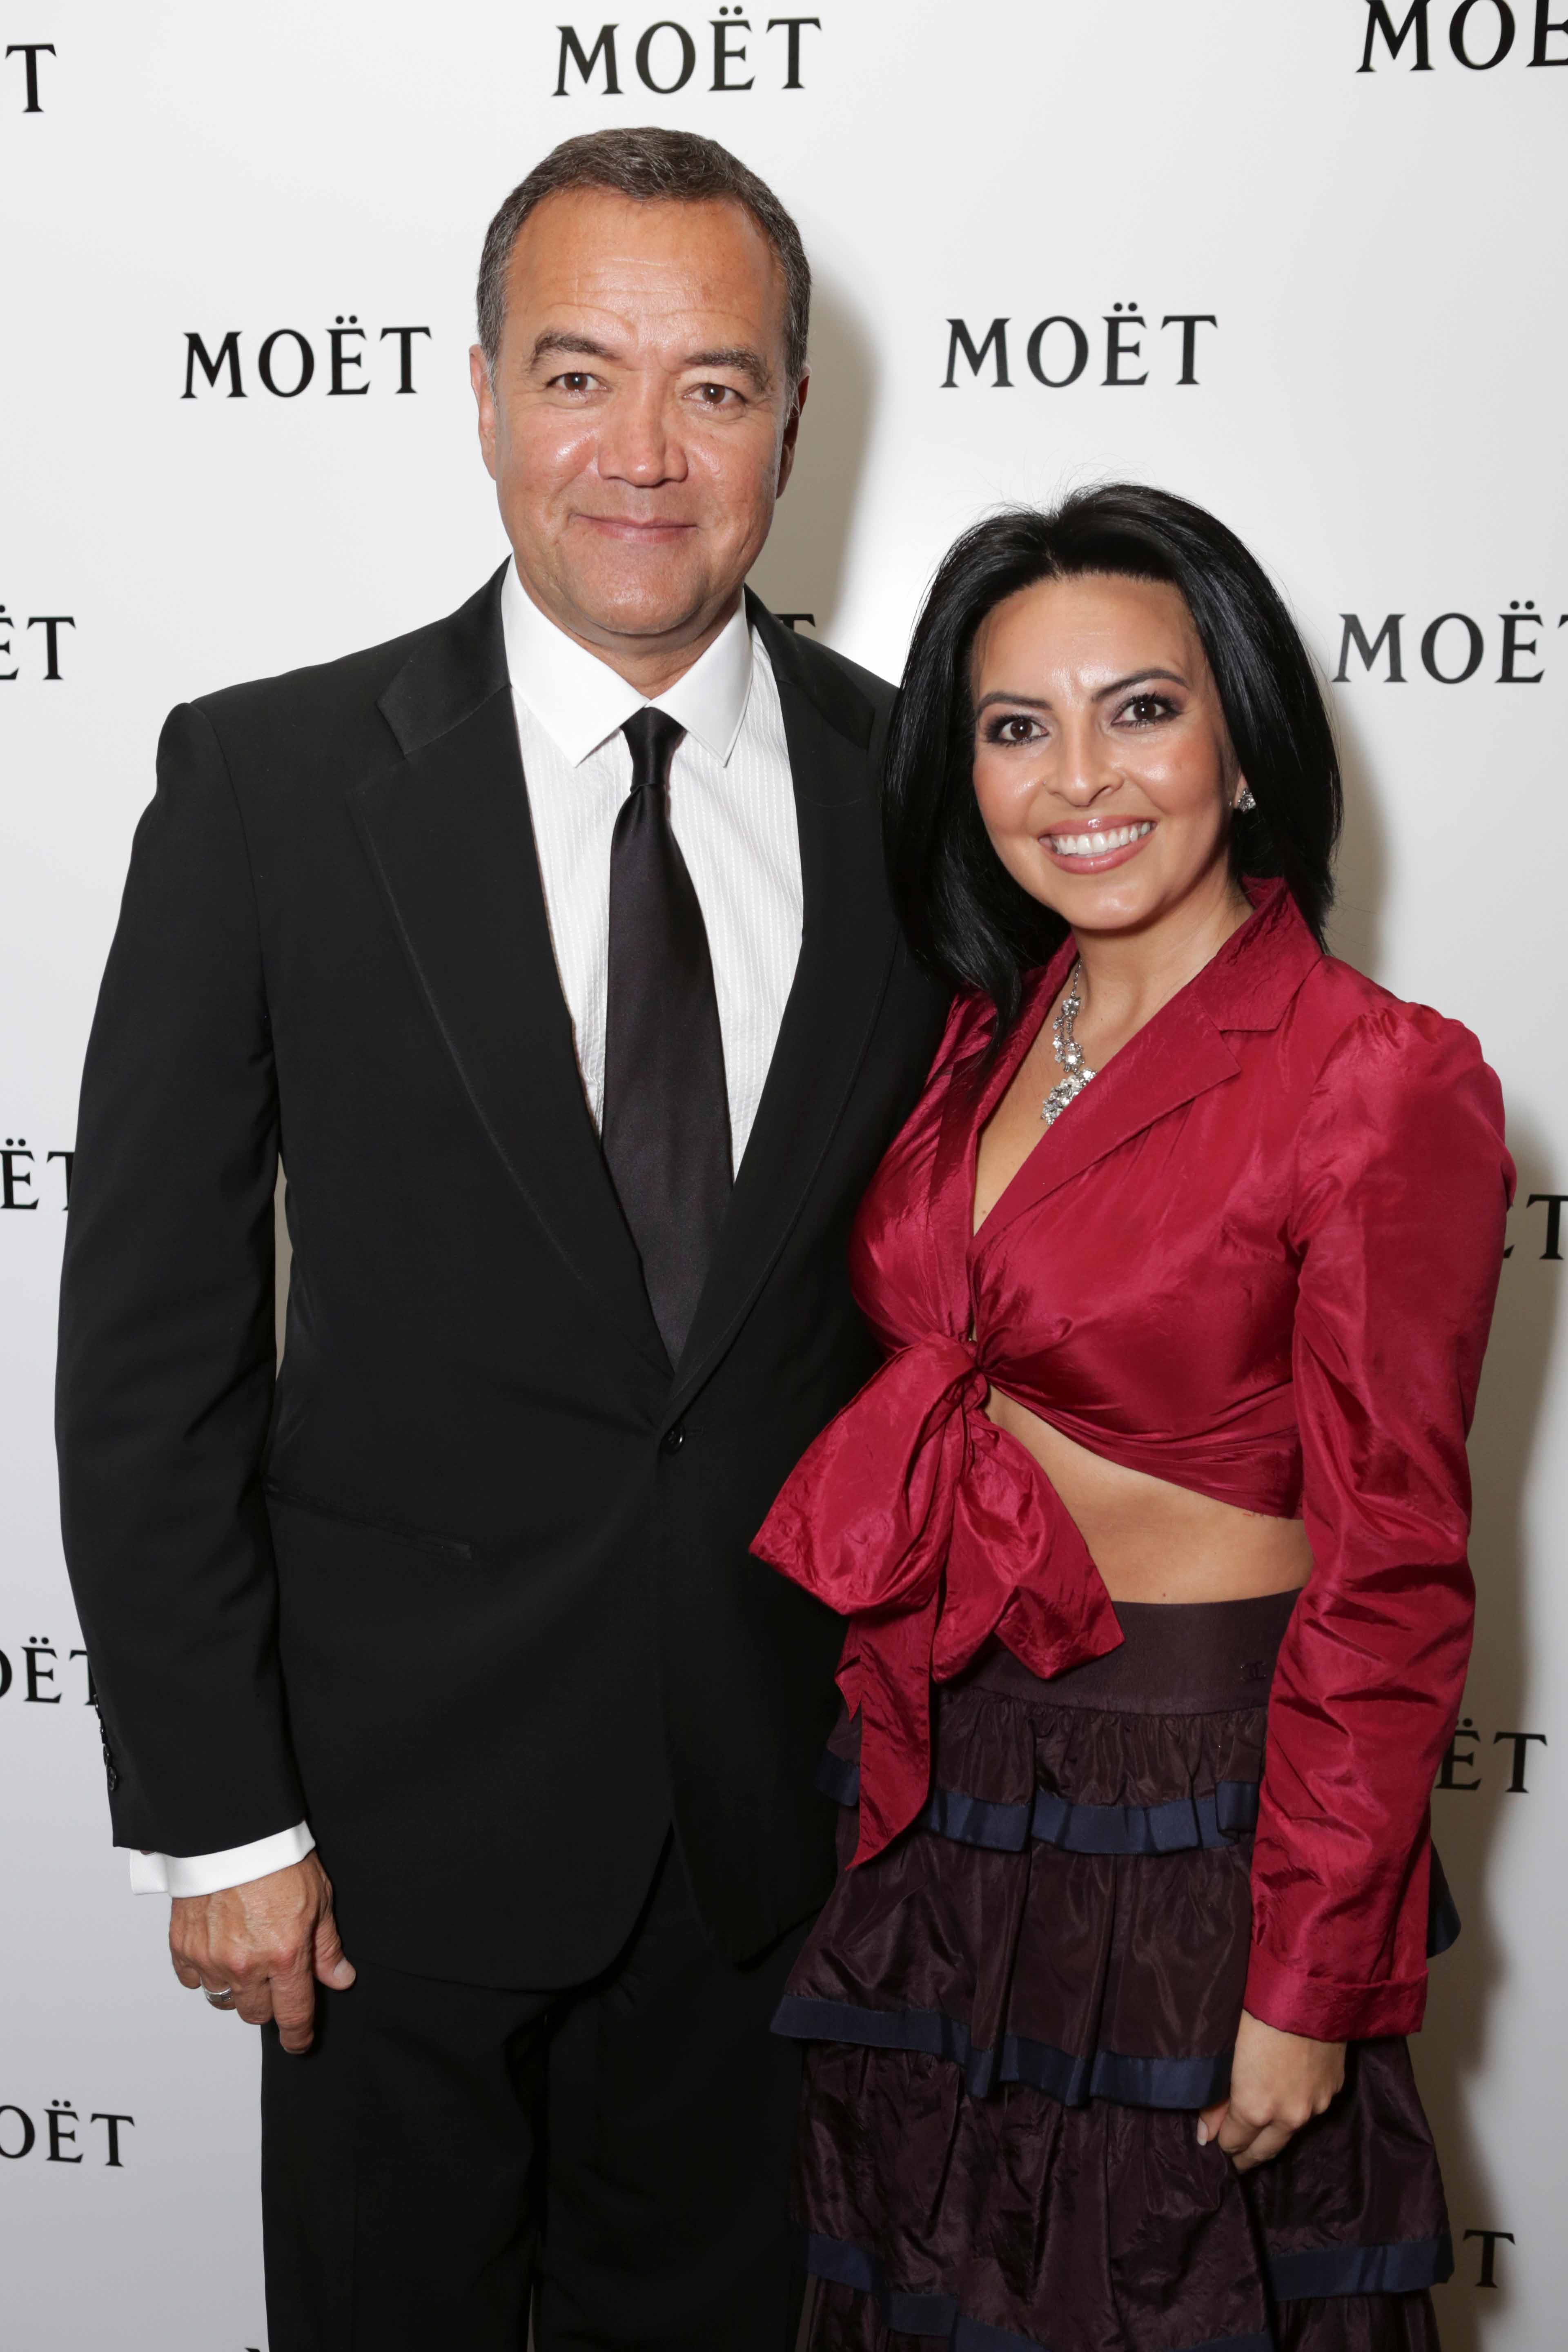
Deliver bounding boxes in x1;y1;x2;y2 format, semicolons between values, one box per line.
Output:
1198;2009;1345;2172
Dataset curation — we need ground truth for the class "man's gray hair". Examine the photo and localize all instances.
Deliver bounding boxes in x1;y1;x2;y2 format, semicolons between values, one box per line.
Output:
477;127;811;388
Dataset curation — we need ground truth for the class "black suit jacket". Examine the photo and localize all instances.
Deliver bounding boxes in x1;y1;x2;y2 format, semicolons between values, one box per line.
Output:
56;566;947;1985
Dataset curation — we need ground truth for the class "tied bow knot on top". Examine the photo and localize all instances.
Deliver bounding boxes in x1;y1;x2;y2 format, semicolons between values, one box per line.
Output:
752;1332;1121;1864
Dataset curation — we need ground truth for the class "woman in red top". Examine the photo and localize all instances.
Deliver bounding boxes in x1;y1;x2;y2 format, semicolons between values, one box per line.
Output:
753;487;1512;2352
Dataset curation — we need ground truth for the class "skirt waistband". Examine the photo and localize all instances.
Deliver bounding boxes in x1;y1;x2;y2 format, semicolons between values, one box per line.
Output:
954;1589;1301;1715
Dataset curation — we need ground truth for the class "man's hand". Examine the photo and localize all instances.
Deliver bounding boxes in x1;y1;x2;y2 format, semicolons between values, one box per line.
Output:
170;1852;354;2055
1198;2009;1345;2172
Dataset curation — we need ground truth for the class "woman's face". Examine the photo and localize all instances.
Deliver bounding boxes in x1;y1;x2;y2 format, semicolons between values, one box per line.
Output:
969;571;1245;936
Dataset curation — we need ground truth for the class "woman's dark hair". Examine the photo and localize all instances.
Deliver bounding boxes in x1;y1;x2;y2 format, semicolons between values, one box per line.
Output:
883;484;1342;1038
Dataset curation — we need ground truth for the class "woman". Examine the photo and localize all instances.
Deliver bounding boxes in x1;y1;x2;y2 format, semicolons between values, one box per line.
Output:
753;487;1512;2352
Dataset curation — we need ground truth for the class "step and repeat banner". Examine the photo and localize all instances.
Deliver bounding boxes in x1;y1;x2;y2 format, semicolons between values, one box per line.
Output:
2;4;1563;2345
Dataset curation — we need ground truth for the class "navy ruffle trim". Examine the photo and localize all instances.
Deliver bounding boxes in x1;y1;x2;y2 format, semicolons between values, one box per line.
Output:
773;1994;1231;2109
819;1751;1462;1958
802;2226;1453;2340
802;2230;1275;2350
818;1750;1258;1855
1269;2232;1454;2299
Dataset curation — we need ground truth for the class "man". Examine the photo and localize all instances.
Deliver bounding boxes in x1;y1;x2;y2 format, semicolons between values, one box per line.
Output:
56;128;945;2350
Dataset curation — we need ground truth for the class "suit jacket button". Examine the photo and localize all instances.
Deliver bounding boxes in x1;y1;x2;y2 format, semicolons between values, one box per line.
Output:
661;1422;686;1456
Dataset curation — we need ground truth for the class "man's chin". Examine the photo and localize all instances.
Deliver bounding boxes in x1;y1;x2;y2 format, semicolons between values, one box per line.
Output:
559;570;719;648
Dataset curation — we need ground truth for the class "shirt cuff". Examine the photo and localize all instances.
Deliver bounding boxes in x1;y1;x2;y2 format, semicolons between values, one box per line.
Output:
125;1822;316;1898
1243;1942;1427;2042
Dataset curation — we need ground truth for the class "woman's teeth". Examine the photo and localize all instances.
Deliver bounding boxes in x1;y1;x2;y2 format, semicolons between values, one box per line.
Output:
1049;822;1154;856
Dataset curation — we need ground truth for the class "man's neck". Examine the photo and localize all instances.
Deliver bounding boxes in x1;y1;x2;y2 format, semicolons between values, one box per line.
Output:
513;567;744;699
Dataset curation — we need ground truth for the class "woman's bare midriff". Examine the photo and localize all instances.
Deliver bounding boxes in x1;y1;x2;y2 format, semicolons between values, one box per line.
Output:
986;1385;1312;1605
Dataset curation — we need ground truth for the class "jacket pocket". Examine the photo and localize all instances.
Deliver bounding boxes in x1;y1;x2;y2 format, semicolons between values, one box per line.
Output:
263;1480;476;1562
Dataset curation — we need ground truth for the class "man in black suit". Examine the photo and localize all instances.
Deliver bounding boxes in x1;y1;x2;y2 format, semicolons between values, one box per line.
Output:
56;126;944;2351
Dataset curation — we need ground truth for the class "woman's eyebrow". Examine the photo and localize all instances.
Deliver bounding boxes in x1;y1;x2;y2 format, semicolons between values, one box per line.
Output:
974;668;1189;718
1093;667;1189;700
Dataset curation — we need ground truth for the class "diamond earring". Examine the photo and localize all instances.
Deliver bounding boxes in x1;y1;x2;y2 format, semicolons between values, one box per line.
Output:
1235;784;1257;812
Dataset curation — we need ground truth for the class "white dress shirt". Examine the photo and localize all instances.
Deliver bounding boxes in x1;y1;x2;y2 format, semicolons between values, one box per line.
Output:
500;563;802;1160
129;562;804;1896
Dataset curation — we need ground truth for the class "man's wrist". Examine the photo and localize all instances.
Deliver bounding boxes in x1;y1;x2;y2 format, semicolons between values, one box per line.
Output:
126;1821;316;1898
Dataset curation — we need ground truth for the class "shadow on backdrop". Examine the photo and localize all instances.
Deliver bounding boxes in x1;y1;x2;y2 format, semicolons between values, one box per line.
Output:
1420;1102;1555;2352
1334;702;1551;2350
750;274;878;651
1324;695;1388;980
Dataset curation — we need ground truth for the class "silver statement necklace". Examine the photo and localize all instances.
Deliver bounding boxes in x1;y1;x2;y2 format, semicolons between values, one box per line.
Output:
1042;960;1096;1126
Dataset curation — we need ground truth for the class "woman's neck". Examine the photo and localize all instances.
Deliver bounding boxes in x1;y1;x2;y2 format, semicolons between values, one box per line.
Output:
1070;870;1253;1049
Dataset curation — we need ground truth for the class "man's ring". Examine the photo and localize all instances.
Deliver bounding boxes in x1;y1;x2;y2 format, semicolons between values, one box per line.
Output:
204;1987;235;2007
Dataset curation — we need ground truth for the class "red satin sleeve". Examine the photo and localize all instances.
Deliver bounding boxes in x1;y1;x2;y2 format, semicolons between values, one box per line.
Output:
1244;1005;1513;2042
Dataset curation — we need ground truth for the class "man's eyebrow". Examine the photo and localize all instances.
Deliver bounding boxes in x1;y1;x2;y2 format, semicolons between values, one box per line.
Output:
685;345;774;394
527;332;774;394
529;330;619;369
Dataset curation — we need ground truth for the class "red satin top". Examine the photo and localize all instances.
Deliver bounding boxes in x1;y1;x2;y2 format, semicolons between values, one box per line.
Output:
754;881;1513;2041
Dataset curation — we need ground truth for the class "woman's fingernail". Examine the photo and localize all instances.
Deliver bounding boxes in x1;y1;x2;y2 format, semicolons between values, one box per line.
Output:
1196;2121;1209;2146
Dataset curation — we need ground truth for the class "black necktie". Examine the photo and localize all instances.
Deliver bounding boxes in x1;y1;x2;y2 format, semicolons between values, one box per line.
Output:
602;706;732;1363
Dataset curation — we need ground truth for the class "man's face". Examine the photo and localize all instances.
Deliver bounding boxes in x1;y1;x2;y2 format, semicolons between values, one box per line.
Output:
471;188;806;663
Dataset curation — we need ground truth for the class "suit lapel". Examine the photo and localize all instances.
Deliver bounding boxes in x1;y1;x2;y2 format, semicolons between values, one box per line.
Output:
350;566;668;1375
669;599;901;1411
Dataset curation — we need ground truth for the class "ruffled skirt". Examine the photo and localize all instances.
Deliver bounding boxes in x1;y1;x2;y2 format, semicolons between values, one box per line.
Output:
775;1592;1453;2352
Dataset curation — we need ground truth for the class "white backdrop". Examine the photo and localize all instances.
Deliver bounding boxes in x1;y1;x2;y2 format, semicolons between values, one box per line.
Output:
3;4;1563;2345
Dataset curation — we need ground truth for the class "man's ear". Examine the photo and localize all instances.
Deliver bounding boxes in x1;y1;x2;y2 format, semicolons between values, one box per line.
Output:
470;345;499;483
775;367;810;498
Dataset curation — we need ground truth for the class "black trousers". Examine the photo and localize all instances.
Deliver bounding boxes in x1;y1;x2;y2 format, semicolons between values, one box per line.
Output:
261;1840;809;2351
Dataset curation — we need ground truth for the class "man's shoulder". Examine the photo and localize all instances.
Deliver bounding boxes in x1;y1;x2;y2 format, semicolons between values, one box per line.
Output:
784;627;896;717
195;623;423;733
190;569;505;762
752;602;896;753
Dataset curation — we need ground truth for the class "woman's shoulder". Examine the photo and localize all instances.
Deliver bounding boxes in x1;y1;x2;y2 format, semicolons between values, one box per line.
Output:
1288;952;1496;1099
1282;954;1508;1196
